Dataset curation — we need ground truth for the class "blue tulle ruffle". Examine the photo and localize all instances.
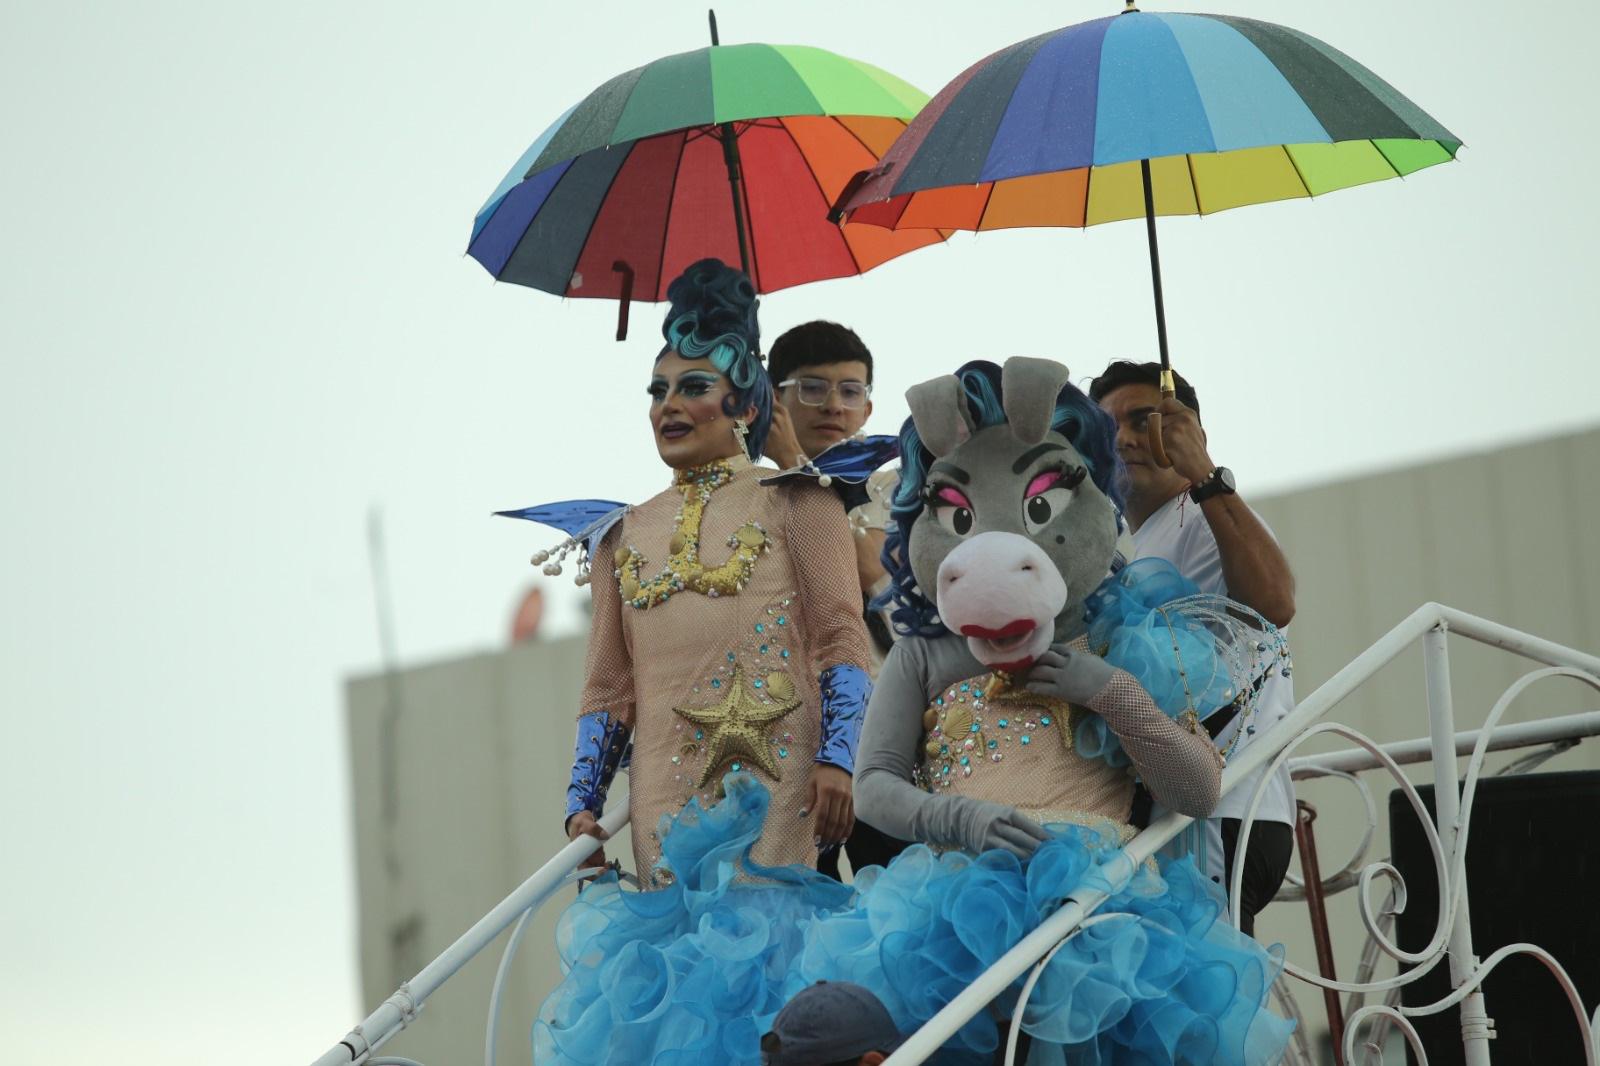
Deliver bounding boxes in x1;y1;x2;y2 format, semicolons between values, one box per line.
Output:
533;776;852;1066
533;776;1292;1066
1075;559;1241;769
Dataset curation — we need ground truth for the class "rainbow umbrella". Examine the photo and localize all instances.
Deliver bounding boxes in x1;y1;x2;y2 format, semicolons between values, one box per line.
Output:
469;21;944;337
839;5;1459;461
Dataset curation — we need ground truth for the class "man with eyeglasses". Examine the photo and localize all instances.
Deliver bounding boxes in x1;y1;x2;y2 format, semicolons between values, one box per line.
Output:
766;320;907;879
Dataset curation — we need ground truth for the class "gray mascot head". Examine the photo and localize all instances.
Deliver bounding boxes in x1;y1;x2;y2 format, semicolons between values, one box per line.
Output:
881;358;1128;671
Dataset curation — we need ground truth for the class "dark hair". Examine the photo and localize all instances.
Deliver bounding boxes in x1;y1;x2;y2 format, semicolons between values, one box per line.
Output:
1087;360;1201;423
767;321;874;386
659;258;772;459
878;360;1125;637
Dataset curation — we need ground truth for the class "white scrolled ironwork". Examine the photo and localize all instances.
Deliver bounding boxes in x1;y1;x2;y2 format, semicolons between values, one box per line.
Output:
1229;721;1452;987
1236;661;1600;1062
1344;943;1598;1066
1274;766;1379;899
880;607;1600;1065
310;605;1600;1066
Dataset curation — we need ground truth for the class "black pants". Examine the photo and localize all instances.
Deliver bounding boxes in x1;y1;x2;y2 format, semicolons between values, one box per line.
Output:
1131;784;1294;938
818;818;909;881
1219;817;1295;937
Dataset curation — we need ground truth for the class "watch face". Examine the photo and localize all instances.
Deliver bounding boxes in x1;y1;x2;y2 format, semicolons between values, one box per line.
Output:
1217;467;1236;493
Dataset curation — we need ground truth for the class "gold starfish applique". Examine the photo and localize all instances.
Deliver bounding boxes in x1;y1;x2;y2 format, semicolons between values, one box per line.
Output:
674;665;799;787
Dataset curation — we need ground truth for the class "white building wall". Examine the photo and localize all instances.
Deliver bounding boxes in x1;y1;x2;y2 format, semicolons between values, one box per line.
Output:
345;426;1599;1062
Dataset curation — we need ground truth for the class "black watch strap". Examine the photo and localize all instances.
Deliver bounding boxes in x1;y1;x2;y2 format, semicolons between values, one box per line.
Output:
1189;467;1236;503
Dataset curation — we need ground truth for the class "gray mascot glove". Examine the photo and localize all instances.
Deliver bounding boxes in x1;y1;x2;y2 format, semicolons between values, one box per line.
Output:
950;797;1051;859
1023;645;1116;705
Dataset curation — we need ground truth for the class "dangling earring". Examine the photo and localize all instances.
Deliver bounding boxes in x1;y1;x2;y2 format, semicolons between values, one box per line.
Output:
731;418;750;454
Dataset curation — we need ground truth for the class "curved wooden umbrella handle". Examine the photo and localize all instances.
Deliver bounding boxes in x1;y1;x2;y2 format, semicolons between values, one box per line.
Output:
1147;369;1176;469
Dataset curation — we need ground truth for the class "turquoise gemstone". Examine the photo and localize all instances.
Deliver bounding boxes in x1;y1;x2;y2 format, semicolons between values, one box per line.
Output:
1040;716;1052;726
731;762;742;771
960;756;970;767
695;730;704;740
753;679;764;689
969;723;979;733
1020;735;1031;746
780;649;790;659
711;679;722;688
759;644;769;653
987;740;998;749
998;718;1008;728
779;748;788;759
754;623;765;633
777;616;788;626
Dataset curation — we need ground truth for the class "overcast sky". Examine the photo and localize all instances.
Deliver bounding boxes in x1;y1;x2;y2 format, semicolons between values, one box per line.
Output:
3;0;1597;1062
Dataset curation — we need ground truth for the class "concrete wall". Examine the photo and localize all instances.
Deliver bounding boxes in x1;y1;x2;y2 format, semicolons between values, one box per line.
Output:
345;425;1599;1062
1248;426;1600;1051
347;636;627;1066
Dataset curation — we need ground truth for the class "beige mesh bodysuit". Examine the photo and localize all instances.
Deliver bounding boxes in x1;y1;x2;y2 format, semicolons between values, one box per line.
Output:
854;632;1223;850
575;455;871;883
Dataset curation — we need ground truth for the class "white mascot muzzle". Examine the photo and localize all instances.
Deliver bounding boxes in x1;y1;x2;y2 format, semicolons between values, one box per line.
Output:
935;531;1067;674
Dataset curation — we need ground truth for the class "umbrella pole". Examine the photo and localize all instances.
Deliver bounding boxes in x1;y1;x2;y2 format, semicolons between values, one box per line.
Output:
709;10;754;281
1139;157;1176;469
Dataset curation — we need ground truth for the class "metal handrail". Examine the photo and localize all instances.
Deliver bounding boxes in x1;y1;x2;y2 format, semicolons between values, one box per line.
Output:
883;604;1600;1065
309;603;1600;1066
309;808;630;1066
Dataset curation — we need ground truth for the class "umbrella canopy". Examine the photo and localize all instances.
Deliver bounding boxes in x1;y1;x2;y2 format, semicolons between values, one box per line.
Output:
841;10;1461;231
470;43;945;302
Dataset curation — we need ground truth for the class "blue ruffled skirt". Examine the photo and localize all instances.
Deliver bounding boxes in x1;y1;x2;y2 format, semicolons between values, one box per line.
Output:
533;776;1291;1065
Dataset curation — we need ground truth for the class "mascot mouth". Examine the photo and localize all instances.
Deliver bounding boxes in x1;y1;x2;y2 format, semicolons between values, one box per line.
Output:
959;620;1046;672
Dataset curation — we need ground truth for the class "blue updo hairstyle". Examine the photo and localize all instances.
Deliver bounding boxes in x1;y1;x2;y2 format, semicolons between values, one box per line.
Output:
878;360;1127;637
659;258;772;461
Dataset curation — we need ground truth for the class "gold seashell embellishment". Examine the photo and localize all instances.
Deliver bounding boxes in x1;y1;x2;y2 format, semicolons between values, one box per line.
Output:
763;672;796;702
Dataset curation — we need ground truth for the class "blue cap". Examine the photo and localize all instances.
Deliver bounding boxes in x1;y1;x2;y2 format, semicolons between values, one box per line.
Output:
761;981;905;1066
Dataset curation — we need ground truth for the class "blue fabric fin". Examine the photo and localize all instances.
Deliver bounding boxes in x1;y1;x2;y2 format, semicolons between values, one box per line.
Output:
759;435;899;487
495;499;629;558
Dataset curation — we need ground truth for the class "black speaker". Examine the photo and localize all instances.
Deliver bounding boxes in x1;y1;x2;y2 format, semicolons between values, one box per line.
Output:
1387;771;1600;1066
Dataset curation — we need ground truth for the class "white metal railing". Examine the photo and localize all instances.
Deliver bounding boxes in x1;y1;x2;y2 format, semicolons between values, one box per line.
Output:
310;604;1600;1066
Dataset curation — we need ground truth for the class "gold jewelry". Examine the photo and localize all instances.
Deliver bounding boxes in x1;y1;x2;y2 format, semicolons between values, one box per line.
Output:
616;457;769;609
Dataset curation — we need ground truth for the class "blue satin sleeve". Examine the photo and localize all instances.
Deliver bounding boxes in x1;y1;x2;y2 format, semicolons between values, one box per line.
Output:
564;712;632;826
815;664;871;774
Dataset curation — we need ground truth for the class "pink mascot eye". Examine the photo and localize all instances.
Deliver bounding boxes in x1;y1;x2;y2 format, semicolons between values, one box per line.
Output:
1024;470;1064;498
934;486;973;510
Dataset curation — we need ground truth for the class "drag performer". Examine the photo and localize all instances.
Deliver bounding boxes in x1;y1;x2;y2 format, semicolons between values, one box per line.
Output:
532;357;1291;1065
517;258;872;881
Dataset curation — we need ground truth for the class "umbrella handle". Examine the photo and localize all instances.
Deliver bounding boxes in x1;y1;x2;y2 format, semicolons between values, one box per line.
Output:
1147;369;1176;469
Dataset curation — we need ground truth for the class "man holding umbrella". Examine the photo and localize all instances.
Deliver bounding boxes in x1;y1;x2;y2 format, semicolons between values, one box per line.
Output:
1091;360;1298;937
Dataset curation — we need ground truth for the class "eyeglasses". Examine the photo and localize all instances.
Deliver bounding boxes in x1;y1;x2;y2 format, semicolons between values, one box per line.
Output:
777;377;872;409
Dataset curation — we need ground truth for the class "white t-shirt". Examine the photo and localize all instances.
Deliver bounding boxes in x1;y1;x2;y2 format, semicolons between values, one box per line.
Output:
1130;492;1298;829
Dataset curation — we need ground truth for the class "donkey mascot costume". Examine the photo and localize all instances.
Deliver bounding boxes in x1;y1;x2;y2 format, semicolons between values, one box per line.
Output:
533;358;1292;1066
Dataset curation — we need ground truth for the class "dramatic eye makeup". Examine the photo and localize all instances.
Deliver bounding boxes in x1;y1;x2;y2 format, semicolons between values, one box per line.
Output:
648;371;721;403
925;482;976;537
675;371;720;397
1021;463;1086;533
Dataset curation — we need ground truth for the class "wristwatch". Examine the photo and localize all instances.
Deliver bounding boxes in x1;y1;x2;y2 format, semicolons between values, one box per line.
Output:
1189;466;1237;503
